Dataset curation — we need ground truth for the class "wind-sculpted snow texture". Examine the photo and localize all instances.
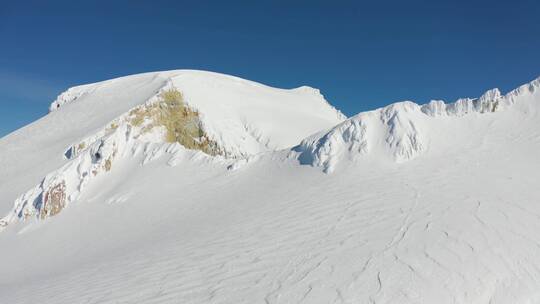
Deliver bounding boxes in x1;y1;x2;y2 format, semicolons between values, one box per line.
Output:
294;101;428;173
0;72;539;304
294;77;540;173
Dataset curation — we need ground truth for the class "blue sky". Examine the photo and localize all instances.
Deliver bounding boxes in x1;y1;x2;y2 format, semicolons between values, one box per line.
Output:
1;0;539;137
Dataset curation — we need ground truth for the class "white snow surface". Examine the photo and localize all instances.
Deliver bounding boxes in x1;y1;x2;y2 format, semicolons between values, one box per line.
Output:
1;71;540;304
293;77;540;173
0;70;344;216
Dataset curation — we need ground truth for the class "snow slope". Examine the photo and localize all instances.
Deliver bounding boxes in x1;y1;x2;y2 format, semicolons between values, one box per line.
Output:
0;70;344;218
293;78;540;173
0;72;539;304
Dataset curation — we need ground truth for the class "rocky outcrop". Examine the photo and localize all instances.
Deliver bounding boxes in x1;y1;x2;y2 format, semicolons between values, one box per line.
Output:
127;88;222;156
0;86;230;230
39;181;66;219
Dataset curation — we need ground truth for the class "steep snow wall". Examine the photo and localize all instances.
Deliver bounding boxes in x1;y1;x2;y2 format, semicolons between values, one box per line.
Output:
293;76;540;173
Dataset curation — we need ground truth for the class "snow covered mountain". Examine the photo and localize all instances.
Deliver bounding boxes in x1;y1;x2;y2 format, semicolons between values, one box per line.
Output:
0;70;344;222
0;70;539;304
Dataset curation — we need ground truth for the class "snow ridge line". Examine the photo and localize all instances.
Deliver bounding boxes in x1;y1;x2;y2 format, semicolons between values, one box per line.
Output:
292;76;540;173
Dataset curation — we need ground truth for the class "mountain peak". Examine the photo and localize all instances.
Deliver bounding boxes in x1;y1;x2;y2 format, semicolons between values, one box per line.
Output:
0;70;345;227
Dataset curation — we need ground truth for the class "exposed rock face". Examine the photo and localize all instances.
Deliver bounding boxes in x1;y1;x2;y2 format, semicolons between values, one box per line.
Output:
128;88;222;156
104;158;113;171
40;181;66;219
1;87;227;228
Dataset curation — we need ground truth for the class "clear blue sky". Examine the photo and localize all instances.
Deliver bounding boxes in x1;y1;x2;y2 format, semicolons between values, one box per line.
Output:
1;0;539;137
